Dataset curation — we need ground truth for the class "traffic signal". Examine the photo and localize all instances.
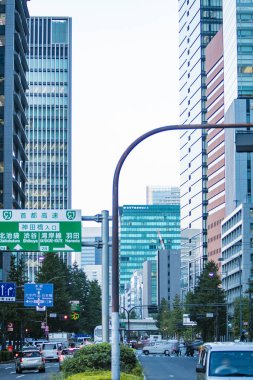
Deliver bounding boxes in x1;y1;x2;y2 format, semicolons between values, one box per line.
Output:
59;314;69;320
148;305;158;314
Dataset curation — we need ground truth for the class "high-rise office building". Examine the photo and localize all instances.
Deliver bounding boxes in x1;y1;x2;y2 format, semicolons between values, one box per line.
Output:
0;0;30;280
26;16;72;209
25;16;72;278
178;0;223;292
142;249;181;317
206;1;253;309
223;1;253;213
146;185;180;205
206;28;225;264
119;204;180;292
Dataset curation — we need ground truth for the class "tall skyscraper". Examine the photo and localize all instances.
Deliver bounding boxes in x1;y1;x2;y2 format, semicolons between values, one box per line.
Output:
26;16;72;209
0;0;30;280
25;16;72;278
206;28;225;264
178;0;223;292
222;1;253;213
146;185;180;205
119;204;180;292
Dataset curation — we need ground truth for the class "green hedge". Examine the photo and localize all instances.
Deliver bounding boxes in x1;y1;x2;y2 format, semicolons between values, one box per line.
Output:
0;350;13;362
61;343;141;376
67;371;142;380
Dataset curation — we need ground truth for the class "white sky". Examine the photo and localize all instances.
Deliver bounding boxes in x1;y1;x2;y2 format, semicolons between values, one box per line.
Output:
27;0;180;217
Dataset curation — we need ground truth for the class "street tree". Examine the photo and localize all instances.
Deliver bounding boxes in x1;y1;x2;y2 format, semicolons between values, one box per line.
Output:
156;298;171;338
185;260;226;342
169;294;184;338
68;262;90;333
5;255;34;348
232;296;249;340
85;280;102;334
36;252;71;332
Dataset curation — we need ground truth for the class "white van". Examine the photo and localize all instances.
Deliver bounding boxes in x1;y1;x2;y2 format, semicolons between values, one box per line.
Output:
142;341;174;356
196;342;253;379
41;342;60;362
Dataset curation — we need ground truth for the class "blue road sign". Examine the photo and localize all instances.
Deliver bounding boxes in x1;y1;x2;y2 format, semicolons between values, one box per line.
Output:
0;282;16;302
24;283;54;307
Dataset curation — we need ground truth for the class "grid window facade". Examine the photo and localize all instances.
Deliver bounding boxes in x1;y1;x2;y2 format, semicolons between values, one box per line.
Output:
26;17;72;210
119;204;180;292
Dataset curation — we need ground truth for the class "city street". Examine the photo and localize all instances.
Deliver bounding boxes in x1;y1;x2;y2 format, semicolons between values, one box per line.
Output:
137;351;198;380
0;362;60;380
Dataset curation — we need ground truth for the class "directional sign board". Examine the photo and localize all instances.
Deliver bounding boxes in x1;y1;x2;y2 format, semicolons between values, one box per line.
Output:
24;283;54;307
0;282;16;302
0;210;81;252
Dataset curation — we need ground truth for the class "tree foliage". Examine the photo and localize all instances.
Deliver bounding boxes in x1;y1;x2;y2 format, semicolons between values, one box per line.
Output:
2;253;102;342
184;260;226;342
156;298;171;338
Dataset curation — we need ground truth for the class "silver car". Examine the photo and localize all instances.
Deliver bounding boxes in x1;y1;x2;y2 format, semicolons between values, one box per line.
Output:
15;350;45;374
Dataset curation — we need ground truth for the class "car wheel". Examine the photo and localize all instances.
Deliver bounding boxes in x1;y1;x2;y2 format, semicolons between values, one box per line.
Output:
143;350;149;355
39;368;46;373
164;350;170;356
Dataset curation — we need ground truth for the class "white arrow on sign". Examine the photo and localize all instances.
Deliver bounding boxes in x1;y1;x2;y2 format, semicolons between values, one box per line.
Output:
7;287;13;296
0;284;4;296
13;244;23;250
53;244;74;251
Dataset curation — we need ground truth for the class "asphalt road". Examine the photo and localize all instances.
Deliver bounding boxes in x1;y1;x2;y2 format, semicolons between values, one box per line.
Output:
137;351;198;380
0;361;60;380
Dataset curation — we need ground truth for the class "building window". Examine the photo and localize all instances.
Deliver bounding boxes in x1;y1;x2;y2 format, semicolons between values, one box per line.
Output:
52;19;68;44
0;14;5;25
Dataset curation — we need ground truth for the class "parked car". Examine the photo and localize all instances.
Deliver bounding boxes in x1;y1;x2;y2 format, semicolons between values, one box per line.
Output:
59;348;79;369
15;350;45;374
142;341;173;356
40;342;59;362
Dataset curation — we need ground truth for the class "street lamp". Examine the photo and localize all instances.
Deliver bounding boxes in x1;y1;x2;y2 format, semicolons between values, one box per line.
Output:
111;123;250;380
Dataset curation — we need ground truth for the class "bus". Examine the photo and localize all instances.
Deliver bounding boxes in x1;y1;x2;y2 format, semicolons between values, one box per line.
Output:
94;325;112;343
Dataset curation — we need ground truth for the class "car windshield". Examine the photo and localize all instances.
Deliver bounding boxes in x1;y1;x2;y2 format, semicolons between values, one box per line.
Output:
22;351;41;358
209;351;253;377
43;344;57;350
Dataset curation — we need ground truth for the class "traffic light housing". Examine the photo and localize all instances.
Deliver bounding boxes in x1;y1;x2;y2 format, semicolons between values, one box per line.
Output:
148;305;158;314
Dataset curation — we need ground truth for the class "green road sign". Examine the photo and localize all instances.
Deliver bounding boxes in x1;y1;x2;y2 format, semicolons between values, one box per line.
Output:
0;210;82;252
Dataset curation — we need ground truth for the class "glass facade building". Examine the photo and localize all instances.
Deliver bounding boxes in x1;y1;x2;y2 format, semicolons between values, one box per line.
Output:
0;0;30;280
223;0;253;113
26;17;72;210
25;17;72;279
178;0;223;293
146;185;180;205
119;204;180;292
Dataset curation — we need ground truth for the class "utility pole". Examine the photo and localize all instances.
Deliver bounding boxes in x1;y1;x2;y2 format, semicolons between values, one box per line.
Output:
102;210;109;343
82;212;111;343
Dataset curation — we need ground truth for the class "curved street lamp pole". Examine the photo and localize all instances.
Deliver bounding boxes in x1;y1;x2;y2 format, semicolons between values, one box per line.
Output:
111;123;250;380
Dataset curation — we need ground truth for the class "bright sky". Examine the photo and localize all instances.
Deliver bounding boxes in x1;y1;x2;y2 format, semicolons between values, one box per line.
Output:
28;0;180;217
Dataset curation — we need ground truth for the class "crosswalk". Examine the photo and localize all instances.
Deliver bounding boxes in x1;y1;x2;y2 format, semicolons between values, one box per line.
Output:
136;352;198;358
